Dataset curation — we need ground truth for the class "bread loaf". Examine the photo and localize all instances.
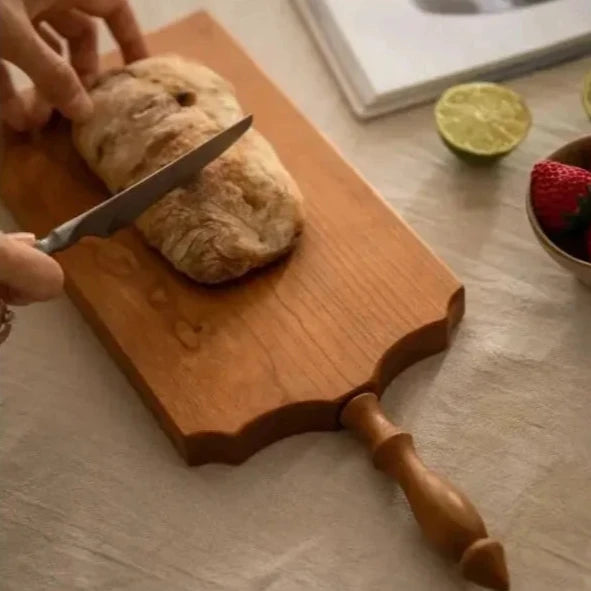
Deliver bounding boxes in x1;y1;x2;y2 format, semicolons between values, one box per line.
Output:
72;54;304;284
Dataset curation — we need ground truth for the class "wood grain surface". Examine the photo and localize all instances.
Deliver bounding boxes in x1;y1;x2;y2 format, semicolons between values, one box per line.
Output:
0;11;464;465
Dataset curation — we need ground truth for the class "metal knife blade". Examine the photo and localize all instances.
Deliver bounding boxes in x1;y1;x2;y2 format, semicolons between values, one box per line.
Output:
35;114;253;255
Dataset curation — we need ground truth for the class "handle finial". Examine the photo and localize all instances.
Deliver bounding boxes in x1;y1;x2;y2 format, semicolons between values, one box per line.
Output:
341;393;509;591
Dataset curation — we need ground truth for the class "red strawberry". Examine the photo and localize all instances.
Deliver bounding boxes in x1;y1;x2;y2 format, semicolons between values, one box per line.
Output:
530;160;591;234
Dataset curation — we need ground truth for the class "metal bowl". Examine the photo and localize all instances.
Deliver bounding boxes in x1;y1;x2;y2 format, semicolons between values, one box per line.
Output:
526;135;591;287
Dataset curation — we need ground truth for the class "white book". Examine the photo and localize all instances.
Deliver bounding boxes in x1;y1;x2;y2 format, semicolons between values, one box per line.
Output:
293;0;591;118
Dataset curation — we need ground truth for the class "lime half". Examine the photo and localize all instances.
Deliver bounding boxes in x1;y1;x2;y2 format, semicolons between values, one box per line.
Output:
582;71;591;120
434;82;531;163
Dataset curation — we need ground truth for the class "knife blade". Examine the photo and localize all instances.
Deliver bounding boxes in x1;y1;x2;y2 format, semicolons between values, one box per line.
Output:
35;114;253;255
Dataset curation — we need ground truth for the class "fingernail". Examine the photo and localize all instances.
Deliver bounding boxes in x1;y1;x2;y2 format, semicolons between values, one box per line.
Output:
64;91;94;121
9;232;36;244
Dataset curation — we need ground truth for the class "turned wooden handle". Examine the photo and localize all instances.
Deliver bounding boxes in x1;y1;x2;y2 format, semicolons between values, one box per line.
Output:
341;393;509;591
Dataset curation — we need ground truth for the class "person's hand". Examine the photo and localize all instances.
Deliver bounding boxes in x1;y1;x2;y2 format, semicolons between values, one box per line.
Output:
0;232;64;304
0;0;148;132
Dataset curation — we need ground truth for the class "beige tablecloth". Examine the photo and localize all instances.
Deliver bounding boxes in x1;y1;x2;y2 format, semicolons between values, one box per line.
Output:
2;2;591;589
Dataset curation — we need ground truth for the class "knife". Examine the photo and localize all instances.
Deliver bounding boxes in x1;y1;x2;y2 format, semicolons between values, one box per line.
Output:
35;114;253;255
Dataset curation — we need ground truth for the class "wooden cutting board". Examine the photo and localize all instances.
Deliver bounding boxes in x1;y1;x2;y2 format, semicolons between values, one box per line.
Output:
0;11;463;465
0;13;516;589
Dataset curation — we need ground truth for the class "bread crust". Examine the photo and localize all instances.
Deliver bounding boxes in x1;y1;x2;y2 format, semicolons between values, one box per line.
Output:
72;54;304;284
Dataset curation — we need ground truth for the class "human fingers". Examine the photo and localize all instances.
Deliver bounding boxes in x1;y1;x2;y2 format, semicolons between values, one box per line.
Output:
44;8;98;88
71;0;148;63
0;60;29;132
0;232;64;305
0;19;64;132
0;232;37;304
26;21;63;127
4;13;93;123
8;232;36;244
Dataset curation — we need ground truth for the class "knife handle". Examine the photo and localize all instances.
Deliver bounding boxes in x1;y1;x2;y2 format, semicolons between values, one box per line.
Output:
340;393;509;591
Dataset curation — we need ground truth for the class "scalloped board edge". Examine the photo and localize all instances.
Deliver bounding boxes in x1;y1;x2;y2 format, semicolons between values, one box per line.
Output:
0;11;465;466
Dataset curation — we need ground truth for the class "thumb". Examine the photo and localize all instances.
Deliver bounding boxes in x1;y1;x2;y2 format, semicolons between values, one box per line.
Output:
9;18;93;123
0;233;64;305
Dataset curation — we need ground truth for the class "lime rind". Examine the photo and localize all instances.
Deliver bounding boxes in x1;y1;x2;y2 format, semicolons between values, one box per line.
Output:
434;82;532;160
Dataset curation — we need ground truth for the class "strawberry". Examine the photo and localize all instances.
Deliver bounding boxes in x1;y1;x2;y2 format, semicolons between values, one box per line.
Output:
530;160;591;234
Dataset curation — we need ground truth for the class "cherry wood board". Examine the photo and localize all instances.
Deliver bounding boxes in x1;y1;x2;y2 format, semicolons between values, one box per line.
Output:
0;11;464;466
